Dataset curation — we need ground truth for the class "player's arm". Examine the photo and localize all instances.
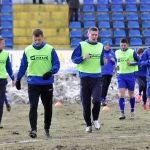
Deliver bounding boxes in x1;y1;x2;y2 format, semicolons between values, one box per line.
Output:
6;56;15;81
71;44;85;64
17;52;28;81
140;49;150;67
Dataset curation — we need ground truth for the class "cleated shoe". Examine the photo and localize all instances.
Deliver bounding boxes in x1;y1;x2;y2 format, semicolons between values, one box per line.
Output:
119;113;126;120
85;126;92;133
93;120;101;130
101;101;107;106
0;125;3;129
45;129;50;138
29;130;37;138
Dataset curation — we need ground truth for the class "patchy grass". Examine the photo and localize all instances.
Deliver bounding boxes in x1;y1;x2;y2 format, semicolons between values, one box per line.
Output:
0;102;150;150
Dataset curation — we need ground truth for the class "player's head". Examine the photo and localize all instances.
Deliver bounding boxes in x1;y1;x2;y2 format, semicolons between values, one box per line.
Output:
120;38;128;50
103;41;111;51
137;47;144;55
32;29;44;46
88;27;99;42
0;37;5;51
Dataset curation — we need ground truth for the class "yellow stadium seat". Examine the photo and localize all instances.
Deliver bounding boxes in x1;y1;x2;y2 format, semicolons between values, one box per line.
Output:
13;4;70;49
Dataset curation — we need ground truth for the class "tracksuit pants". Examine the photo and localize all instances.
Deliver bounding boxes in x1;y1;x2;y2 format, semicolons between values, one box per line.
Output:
136;76;147;104
28;84;53;131
101;75;112;101
80;77;102;126
0;79;7;125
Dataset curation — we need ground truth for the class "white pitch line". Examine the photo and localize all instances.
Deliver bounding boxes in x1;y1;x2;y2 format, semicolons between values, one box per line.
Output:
0;134;150;146
0;139;44;146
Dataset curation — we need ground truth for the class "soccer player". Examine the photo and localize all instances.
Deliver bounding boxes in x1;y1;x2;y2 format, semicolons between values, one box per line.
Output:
16;29;60;138
71;27;106;133
0;37;15;128
101;41;116;106
135;48;147;110
115;38;139;120
140;47;150;107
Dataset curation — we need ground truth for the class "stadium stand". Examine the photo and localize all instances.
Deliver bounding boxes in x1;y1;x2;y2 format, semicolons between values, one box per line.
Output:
0;0;13;48
1;0;150;48
69;0;150;47
12;4;70;49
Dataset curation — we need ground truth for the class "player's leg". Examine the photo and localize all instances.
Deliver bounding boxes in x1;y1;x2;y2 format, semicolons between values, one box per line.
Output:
80;77;92;132
92;77;102;130
41;84;53;138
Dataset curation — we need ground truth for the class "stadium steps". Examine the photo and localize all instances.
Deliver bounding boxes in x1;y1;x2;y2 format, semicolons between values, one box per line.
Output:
13;4;70;49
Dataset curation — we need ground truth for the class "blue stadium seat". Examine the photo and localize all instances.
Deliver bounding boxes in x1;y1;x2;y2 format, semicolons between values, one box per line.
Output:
128;21;139;28
140;5;150;12
97;0;109;4
129;30;141;37
125;5;137;12
83;0;94;4
126;13;138;20
1;21;12;29
70;30;82;38
100;30;112;37
112;13;124;20
83;13;95;21
143;29;150;37
114;29;126;37
144;38;150;45
83;21;95;28
98;21;110;28
125;0;136;4
71;38;82;47
101;38;112;45
113;21;125;28
111;0;123;4
115;38;123;45
1;14;12;21
5;38;13;47
141;13;150;20
97;13;109;21
2;0;12;4
130;38;142;46
69;22;81;29
111;5;123;12
140;0;150;4
1;30;13;38
142;21;150;28
1;5;12;13
83;5;95;12
97;5;109;12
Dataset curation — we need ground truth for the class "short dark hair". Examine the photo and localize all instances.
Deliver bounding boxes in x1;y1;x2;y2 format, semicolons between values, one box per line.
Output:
88;27;99;32
137;48;144;55
32;29;43;37
120;38;128;44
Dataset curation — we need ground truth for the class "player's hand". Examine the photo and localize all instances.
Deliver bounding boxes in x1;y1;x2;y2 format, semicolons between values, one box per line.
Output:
103;58;108;65
126;61;131;65
16;80;21;90
110;57;115;62
83;54;92;60
43;72;53;80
